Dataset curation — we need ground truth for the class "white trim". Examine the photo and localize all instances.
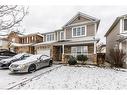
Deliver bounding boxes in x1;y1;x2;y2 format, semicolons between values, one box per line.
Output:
94;23;97;35
122;18;127;33
62;44;64;54
63;12;98;27
119;42;122;50
57;32;59;41
72;25;87;38
120;18;123;33
64;21;96;28
60;31;64;40
64;29;66;39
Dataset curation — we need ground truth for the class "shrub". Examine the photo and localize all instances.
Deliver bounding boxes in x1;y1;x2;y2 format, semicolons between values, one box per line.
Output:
68;56;77;65
108;49;126;68
76;55;88;64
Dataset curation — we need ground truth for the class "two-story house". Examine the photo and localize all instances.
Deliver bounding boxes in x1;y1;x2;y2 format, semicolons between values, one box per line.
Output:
0;37;9;50
35;12;100;63
8;31;43;54
105;14;127;65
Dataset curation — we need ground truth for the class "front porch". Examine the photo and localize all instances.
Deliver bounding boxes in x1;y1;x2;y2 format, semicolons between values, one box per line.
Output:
52;43;97;64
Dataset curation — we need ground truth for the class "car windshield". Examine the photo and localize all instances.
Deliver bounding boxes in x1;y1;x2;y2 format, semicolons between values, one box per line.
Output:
13;53;25;59
24;54;42;62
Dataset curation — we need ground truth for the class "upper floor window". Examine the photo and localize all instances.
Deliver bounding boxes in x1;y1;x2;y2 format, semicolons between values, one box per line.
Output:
124;19;127;31
72;26;86;37
60;31;64;40
46;33;54;42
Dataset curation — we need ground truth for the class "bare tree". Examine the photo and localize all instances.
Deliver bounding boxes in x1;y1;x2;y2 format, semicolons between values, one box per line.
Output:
0;5;28;31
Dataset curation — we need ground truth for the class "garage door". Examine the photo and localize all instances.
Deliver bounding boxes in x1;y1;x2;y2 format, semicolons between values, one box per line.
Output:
37;49;50;56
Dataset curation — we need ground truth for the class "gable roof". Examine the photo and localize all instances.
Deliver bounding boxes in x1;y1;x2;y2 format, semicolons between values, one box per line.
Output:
20;32;44;38
63;12;100;27
105;14;127;37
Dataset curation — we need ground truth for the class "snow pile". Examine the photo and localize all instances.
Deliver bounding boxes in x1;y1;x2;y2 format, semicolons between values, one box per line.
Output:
13;65;127;90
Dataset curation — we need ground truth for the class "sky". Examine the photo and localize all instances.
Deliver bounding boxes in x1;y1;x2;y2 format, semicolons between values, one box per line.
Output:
3;6;127;44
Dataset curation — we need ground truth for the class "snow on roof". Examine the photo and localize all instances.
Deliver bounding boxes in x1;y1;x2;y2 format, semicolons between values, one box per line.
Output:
10;43;34;47
20;32;43;37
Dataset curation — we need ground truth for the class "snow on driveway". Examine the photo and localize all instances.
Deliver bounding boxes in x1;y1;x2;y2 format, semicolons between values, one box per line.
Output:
13;65;127;90
0;65;60;89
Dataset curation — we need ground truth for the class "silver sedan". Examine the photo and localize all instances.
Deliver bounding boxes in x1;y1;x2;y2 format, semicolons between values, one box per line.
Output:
9;54;53;73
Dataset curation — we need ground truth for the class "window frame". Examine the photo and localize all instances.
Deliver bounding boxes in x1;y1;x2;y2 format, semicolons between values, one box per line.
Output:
60;31;64;40
46;33;55;42
72;25;87;37
123;19;127;32
71;46;88;56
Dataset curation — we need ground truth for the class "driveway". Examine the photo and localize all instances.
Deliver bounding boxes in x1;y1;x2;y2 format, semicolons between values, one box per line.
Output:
0;65;61;89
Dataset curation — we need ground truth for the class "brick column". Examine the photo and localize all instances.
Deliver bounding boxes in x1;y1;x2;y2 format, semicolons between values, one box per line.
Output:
93;54;97;64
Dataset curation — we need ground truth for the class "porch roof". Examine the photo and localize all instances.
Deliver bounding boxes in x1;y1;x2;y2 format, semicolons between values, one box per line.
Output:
51;40;95;46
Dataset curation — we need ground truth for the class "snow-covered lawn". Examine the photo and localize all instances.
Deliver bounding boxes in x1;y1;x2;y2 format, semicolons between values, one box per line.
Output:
0;65;60;89
12;65;127;90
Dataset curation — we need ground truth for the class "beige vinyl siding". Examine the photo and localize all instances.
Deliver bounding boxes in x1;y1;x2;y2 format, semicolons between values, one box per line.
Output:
65;24;95;39
65;27;72;39
88;45;94;53
106;21;120;55
70;16;90;24
87;24;95;36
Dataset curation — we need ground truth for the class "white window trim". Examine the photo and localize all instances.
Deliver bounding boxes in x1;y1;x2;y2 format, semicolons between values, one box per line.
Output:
120;18;127;33
71;46;88;56
46;33;55;42
72;25;87;38
60;31;64;40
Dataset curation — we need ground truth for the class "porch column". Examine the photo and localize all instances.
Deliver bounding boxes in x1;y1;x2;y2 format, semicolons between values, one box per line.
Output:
62;44;65;63
62;44;64;54
119;42;122;50
93;41;97;64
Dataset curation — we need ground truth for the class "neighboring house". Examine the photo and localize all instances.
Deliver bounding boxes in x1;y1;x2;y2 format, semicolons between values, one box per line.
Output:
105;14;127;56
8;31;43;54
105;14;127;67
0;37;9;50
35;12;100;63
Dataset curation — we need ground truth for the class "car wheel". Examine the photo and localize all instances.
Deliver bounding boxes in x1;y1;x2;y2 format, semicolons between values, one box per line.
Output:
49;60;53;67
28;64;36;73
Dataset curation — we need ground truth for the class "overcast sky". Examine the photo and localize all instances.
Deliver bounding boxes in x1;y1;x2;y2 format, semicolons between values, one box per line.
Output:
8;6;127;43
